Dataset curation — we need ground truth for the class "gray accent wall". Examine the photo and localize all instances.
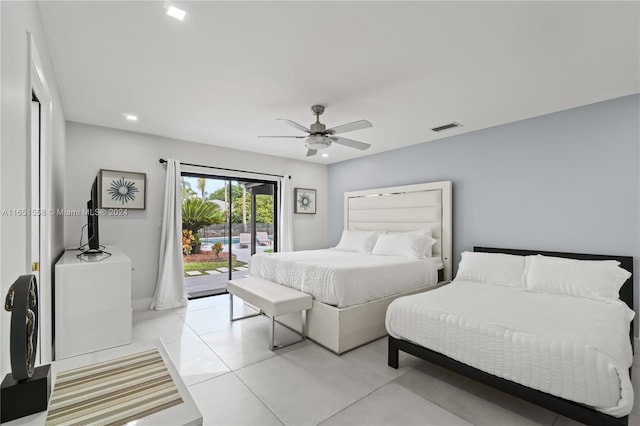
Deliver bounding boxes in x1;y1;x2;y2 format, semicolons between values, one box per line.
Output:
328;94;640;334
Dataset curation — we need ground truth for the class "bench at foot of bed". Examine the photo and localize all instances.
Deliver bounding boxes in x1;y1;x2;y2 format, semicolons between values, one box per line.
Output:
227;277;312;351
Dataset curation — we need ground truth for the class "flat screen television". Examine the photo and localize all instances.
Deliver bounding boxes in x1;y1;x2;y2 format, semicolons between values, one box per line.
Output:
87;176;100;251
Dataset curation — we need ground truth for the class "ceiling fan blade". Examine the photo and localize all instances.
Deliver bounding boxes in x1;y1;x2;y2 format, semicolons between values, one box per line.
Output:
257;135;306;139
326;120;372;135
276;119;311;133
306;149;318;157
331;136;371;151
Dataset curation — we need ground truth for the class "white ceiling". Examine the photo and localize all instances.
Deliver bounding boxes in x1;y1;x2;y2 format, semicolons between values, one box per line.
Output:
38;1;639;164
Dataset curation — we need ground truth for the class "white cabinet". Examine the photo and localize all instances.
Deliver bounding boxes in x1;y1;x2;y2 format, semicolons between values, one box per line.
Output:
54;246;132;359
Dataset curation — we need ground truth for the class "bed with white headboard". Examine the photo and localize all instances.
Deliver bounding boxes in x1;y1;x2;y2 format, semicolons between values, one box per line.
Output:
345;180;452;282
258;180;452;354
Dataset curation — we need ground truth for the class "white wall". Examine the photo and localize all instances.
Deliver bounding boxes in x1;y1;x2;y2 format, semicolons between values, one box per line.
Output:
1;1;66;374
65;122;328;308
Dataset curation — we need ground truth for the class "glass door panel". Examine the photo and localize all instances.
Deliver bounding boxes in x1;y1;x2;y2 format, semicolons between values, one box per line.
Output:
181;173;276;299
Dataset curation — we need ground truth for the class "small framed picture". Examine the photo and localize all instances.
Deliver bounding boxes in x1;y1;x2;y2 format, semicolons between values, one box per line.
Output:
99;169;146;209
294;188;316;214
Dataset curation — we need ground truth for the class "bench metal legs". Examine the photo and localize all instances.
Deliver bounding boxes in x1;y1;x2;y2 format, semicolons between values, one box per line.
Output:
269;310;307;351
230;294;307;351
229;293;262;322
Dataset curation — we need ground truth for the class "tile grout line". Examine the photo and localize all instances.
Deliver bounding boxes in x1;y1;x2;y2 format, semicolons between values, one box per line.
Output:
231;358;286;426
303;346;408;425
171;308;238;374
172;305;284;424
312;379;390;426
383;366;477;426
174;303;414;426
309;363;432;426
164;299;460;425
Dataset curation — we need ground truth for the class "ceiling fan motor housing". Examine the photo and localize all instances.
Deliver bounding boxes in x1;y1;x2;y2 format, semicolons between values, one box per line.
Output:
310;122;326;134
310;105;327;134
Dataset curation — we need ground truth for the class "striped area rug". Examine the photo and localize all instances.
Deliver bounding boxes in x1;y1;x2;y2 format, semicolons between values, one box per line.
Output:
46;349;183;425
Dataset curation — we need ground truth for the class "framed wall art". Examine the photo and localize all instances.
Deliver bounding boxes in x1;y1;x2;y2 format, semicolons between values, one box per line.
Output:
294;188;316;214
99;169;146;209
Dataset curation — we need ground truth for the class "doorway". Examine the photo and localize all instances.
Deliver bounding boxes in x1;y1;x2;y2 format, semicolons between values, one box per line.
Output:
181;173;277;298
30;92;42;364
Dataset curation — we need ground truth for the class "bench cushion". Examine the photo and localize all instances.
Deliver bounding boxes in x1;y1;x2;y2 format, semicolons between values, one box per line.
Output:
228;277;312;317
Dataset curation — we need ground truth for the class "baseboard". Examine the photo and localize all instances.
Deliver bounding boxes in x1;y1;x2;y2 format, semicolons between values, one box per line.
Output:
132;298;152;311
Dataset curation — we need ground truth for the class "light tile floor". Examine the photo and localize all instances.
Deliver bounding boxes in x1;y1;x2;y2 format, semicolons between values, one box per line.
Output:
133;295;640;426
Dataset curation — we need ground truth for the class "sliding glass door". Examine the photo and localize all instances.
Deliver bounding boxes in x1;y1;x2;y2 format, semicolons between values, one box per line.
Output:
181;173;277;299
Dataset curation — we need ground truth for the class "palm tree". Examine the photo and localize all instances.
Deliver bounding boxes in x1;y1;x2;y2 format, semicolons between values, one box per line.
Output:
242;184;247;224
181;178;196;201
197;177;207;202
182;198;224;232
224;181;229;213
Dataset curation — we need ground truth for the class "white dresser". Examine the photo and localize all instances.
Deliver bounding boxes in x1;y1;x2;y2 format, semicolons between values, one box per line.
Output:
54;246;132;359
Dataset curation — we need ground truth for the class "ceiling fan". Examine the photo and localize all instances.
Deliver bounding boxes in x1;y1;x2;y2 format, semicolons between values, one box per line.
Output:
259;105;372;157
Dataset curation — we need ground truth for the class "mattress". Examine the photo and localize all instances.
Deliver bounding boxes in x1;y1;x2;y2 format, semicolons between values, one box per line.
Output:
249;249;441;308
385;281;635;416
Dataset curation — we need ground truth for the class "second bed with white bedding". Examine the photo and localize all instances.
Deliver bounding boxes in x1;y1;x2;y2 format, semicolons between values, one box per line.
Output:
249;248;441;308
385;281;635;416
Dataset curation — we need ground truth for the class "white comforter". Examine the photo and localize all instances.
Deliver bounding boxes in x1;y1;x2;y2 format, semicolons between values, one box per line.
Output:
385;281;635;416
249;249;441;308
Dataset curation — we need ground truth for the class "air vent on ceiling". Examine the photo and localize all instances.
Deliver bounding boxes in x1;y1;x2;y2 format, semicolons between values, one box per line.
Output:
431;122;462;132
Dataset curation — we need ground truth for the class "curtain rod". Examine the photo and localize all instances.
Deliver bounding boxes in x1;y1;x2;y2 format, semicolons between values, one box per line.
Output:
159;159;291;179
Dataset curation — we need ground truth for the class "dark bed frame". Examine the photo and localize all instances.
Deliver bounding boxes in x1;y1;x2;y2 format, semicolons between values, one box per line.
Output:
388;247;634;426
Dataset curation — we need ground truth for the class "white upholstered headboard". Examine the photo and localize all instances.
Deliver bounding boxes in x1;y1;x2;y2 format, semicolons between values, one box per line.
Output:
344;181;452;281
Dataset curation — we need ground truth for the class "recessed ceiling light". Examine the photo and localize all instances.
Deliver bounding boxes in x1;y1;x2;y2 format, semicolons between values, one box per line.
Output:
322;153;329;158
165;5;187;21
124;114;138;122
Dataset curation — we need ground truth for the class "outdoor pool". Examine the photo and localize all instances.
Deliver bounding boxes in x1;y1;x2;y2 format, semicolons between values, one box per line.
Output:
201;237;240;245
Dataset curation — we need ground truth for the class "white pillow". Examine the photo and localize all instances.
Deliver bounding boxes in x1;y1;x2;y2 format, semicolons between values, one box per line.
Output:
334;230;379;253
371;230;436;259
454;251;526;288
526;255;631;301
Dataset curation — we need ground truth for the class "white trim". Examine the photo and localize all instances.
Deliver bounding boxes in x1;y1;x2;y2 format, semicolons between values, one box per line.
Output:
133;297;154;311
179;164;280;184
29;34;54;364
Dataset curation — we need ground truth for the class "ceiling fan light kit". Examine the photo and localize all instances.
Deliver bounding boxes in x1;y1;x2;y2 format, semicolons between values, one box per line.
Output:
305;135;332;150
259;104;373;157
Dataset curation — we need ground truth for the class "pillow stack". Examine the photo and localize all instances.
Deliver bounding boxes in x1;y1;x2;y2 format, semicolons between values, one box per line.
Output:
455;251;526;289
334;230;379;254
334;228;436;259
526;255;631;301
372;229;436;259
454;251;632;301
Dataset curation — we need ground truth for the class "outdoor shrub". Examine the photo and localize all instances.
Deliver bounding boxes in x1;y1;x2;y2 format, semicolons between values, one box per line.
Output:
182;229;196;255
212;242;223;258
